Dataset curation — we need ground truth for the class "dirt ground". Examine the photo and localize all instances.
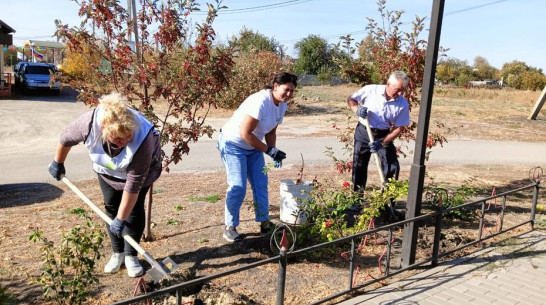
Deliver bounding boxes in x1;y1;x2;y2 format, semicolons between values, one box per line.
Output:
0;85;545;304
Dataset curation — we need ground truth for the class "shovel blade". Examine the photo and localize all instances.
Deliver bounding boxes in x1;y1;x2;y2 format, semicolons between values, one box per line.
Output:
147;257;179;282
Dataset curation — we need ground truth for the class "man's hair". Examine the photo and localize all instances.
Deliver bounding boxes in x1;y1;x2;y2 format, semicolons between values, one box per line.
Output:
388;71;409;88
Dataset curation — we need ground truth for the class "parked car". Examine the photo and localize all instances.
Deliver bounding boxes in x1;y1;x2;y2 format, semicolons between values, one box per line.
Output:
17;62;61;95
13;61;28;87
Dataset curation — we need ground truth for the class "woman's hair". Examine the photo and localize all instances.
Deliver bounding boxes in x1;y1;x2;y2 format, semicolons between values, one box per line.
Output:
264;72;298;89
99;92;136;141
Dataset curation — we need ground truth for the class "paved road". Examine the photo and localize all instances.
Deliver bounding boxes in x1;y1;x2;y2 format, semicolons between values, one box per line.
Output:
1;96;545;184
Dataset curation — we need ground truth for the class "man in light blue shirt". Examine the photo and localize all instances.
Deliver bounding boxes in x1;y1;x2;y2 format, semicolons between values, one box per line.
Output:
347;71;410;220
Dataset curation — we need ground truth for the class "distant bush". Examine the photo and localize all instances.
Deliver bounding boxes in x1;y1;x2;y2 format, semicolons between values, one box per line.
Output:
217;51;288;109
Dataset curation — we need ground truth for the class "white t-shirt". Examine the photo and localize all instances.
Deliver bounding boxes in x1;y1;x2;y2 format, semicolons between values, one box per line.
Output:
350;84;410;129
222;89;287;150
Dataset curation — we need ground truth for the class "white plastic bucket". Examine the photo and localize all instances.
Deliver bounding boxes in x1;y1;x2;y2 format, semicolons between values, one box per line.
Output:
279;179;314;225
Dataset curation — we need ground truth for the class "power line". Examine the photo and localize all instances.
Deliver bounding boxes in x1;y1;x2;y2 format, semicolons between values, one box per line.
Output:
280;0;510;45
445;0;509;16
192;0;318;15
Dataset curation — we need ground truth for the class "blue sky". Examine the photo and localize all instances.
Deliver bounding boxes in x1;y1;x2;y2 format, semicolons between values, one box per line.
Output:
3;0;545;72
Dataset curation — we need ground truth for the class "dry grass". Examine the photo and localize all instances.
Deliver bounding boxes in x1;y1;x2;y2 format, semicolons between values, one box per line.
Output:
434;86;541;103
288;84;546;141
2;84;545;304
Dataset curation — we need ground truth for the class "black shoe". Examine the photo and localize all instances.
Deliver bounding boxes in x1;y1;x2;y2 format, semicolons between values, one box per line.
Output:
348;203;363;212
260;221;276;237
392;208;405;220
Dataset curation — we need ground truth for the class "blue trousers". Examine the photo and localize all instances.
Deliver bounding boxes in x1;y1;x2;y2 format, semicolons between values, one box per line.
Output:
218;133;270;227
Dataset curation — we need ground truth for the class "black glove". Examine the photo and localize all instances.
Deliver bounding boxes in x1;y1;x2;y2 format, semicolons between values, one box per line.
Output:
266;147;286;162
109;217;126;238
356;106;368;119
369;140;383;153
48;161;65;181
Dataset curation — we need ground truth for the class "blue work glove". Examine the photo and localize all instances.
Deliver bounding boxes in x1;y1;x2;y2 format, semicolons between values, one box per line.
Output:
356;106;368;119
109;217;126;238
274;160;283;168
266;147;286;162
369;140;383;153
48;160;65;181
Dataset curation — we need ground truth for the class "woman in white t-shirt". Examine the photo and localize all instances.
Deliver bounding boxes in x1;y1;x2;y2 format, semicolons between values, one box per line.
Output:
218;72;298;242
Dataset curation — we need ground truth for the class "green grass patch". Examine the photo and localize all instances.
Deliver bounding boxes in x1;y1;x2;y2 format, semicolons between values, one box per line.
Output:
188;194;220;203
166;219;179;225
153;188;164;194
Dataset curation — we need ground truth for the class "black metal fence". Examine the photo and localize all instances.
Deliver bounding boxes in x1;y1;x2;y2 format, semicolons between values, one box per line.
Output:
111;181;543;305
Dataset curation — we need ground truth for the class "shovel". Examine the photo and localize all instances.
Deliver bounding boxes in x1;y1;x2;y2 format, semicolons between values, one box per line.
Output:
358;116;386;185
61;176;178;282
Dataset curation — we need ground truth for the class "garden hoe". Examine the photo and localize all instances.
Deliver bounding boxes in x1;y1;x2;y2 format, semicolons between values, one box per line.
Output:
61;176;178;282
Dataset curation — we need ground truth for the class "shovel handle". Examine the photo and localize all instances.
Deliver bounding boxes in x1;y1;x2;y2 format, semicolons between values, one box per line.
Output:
358;116;386;185
61;176;150;259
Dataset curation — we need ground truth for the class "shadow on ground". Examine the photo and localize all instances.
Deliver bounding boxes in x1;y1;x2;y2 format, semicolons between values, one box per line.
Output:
9;86;79;103
0;183;64;208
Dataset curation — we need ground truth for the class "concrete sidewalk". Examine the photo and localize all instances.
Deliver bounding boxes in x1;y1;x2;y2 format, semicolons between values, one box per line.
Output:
338;230;546;305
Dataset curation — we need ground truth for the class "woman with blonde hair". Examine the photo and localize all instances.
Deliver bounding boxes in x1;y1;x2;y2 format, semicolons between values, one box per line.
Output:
48;92;162;277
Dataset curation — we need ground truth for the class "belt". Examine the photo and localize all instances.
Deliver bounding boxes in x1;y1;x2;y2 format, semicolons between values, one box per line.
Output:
358;122;388;133
370;127;389;133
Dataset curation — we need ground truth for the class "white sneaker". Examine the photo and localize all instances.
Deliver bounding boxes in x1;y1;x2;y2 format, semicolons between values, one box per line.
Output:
125;255;144;277
104;253;124;273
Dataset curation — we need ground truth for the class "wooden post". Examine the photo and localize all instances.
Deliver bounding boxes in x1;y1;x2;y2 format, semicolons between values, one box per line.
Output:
528;85;546;120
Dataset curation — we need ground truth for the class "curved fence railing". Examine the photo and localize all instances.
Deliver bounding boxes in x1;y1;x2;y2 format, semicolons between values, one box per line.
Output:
110;181;542;305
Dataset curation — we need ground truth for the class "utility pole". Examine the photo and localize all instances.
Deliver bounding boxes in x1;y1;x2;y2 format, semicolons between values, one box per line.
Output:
127;0;140;57
400;0;445;267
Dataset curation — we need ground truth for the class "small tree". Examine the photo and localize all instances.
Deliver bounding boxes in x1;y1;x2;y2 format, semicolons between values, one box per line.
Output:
55;0;233;170
333;34;376;85
294;35;332;75
436;57;473;85
229;27;279;54
473;56;498;80
366;0;446;149
501;60;546;90
29;209;104;305
327;0;447;173
55;0;234;239
217;50;285;109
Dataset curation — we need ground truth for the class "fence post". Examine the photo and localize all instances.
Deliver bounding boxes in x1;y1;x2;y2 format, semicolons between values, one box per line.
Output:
431;211;442;266
385;228;392;275
276;228;289;305
478;201;486;240
348;238;355;290
530;182;540;229
499;195;507;232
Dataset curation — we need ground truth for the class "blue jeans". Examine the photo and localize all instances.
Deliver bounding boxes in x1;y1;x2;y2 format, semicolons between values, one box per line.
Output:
217;133;270;227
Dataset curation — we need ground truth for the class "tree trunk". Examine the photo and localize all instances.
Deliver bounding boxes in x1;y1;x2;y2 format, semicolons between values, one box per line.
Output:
143;183;153;241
